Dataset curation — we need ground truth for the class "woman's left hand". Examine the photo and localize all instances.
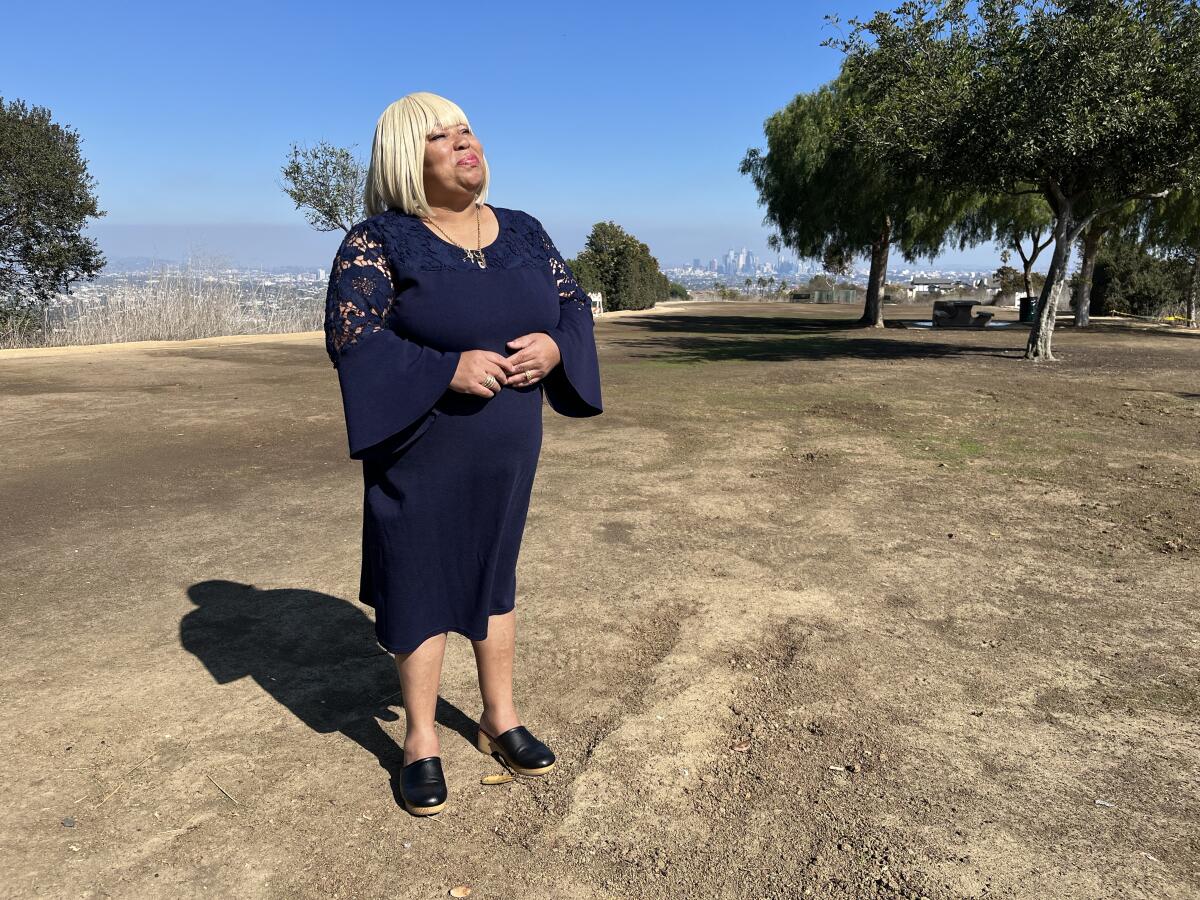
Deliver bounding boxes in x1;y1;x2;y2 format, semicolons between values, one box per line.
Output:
505;332;560;386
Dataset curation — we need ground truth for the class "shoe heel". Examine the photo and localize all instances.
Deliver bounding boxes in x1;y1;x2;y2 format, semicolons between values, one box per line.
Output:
475;727;495;755
476;726;517;769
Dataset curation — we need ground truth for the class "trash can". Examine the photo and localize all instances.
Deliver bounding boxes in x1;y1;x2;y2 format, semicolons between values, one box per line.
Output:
1018;295;1035;323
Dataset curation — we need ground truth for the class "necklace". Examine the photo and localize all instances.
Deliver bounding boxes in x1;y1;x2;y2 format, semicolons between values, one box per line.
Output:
423;203;488;269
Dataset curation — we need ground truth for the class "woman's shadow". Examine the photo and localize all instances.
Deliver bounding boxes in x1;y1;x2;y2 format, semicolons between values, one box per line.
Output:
179;580;478;803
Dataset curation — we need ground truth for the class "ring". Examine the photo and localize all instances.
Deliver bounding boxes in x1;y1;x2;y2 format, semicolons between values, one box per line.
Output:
482;374;497;389
525;371;532;383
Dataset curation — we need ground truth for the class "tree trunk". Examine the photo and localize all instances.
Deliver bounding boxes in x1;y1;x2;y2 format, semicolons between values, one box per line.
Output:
860;215;891;328
1072;223;1104;328
1025;214;1076;361
1187;252;1199;329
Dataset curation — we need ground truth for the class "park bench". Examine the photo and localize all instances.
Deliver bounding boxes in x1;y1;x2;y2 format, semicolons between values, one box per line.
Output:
932;299;994;328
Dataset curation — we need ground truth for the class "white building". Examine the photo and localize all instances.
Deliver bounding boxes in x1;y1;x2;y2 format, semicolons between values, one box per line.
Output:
911;277;963;293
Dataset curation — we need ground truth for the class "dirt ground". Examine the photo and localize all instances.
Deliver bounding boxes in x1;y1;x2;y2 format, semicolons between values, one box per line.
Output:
1;301;1197;900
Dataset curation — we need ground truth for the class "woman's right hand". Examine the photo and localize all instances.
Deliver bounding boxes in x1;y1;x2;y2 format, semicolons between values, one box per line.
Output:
450;350;518;398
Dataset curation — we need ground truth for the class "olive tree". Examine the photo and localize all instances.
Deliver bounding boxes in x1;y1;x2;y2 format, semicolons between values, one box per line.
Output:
279;140;366;233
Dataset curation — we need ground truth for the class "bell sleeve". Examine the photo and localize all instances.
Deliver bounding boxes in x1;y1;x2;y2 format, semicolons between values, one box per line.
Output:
530;217;604;418
323;221;462;460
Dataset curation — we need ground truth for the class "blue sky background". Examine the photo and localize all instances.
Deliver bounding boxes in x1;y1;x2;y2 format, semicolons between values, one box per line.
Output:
5;1;1010;272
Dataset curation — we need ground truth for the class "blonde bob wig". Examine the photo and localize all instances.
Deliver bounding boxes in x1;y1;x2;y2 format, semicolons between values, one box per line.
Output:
364;92;490;219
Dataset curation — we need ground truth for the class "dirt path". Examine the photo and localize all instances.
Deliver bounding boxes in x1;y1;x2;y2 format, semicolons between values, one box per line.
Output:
1;302;1197;899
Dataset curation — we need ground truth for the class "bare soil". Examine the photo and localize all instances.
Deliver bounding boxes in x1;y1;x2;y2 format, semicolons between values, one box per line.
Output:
1;301;1197;899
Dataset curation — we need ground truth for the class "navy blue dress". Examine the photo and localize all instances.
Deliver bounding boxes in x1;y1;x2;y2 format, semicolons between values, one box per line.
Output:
323;204;603;654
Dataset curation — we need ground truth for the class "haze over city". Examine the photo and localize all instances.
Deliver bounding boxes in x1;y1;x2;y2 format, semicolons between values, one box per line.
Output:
6;0;1019;278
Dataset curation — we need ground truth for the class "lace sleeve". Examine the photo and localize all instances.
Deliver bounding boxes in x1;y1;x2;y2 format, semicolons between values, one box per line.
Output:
545;248;592;319
529;215;604;418
324;224;394;367
323;220;462;459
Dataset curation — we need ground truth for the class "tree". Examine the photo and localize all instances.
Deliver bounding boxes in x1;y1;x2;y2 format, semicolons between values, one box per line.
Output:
741;71;980;328
1070;201;1142;326
1091;231;1191;318
1140;182;1200;327
567;252;602;296
828;0;1200;360
571;221;668;311
279;140;366;233
993;264;1045;304
956;189;1055;302
0;97;105;316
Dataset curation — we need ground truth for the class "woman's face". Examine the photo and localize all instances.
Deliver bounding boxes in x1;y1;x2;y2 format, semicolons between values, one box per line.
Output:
422;120;485;203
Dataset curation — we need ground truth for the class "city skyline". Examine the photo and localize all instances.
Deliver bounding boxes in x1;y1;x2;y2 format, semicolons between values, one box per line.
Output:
89;240;1023;290
83;220;1027;278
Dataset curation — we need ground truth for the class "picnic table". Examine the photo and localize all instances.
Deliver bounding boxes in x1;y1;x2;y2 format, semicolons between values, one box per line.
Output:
932;299;994;328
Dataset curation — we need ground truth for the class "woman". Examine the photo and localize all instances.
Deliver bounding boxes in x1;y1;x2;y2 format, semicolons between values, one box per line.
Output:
323;92;603;816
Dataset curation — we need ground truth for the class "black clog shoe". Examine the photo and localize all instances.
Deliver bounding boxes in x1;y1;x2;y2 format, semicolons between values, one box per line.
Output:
399;755;447;815
475;724;556;776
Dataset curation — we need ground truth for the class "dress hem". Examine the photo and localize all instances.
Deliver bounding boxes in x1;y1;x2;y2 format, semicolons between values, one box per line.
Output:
373;605;517;655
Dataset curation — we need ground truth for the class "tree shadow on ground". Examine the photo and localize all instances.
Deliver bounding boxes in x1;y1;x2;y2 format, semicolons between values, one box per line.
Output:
1080;321;1200;342
607;315;1024;362
179;579;478;805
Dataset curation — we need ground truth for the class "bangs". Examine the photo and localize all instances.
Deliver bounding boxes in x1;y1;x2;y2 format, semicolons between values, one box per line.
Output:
408;93;471;136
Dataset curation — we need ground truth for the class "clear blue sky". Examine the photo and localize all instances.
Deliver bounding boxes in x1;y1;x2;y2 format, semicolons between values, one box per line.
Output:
5;0;1008;271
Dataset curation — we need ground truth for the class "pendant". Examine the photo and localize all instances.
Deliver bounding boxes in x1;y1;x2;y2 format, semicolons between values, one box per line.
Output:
464;248;487;269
